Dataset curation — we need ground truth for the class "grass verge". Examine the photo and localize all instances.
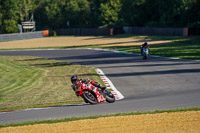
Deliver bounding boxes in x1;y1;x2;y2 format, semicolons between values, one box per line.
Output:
99;35;200;60
0;56;104;112
0;107;199;128
107;36;200;60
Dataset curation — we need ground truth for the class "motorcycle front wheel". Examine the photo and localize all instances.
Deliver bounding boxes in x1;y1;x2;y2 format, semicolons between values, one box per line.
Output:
82;91;97;104
105;90;115;103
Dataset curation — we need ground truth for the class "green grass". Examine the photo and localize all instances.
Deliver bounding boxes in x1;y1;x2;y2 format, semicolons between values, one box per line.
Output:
0;56;104;111
0;107;199;128
102;35;200;60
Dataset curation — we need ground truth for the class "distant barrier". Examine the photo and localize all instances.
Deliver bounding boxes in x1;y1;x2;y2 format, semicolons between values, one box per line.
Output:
123;27;188;36
0;30;49;42
56;28;111;36
57;27;189;36
188;28;200;35
1;27;196;42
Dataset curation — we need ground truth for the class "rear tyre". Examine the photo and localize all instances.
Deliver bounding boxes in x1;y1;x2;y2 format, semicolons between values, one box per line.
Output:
105;90;115;103
143;53;147;60
82;91;97;104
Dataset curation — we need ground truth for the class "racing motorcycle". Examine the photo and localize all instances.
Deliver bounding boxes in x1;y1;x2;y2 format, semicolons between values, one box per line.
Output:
71;82;115;104
141;45;149;59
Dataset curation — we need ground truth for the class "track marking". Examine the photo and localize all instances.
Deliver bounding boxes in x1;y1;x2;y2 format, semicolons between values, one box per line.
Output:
96;68;124;100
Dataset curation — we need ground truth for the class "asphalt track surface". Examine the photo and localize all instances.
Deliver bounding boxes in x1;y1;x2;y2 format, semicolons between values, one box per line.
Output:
0;49;200;124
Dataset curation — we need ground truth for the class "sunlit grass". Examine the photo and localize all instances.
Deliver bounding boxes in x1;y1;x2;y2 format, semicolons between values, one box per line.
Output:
101;36;200;60
0;56;103;111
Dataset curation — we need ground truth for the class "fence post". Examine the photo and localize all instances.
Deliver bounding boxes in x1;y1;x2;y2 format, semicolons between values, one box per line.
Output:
110;28;113;36
183;28;188;36
42;30;49;37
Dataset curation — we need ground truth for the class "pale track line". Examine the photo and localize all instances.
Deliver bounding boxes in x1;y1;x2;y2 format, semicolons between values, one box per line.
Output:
96;68;124;100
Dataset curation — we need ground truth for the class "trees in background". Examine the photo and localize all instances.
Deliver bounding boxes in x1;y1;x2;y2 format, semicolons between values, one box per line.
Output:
183;0;200;28
0;0;2;33
120;0;146;26
18;0;35;22
0;0;200;33
99;0;122;27
63;0;90;28
0;0;19;33
142;0;183;27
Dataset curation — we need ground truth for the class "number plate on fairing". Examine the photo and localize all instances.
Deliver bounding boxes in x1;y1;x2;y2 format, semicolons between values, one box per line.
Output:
96;93;106;103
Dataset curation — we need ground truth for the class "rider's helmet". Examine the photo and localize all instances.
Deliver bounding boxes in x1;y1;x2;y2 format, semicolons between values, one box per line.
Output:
71;75;79;84
144;40;148;45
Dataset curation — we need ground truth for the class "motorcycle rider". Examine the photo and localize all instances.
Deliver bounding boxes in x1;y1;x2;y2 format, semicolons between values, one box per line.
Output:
140;40;149;55
71;75;106;96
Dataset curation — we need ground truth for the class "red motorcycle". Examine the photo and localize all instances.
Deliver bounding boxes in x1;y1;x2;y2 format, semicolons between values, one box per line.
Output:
72;82;115;104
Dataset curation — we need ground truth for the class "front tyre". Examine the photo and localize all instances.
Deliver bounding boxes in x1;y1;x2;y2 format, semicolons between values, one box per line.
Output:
143;53;147;59
82;91;97;104
105;90;115;103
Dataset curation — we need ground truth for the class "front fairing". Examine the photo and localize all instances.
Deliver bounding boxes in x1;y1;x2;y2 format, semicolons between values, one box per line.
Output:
80;83;106;103
90;85;106;103
143;48;149;54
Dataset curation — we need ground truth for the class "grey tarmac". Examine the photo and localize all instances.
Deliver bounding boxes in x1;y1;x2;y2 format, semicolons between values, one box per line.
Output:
0;49;200;124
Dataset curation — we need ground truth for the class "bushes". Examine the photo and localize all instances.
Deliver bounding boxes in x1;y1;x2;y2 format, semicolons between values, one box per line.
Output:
0;0;200;34
3;20;18;33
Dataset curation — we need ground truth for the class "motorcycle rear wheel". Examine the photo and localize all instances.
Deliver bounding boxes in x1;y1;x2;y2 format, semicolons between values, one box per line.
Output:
82;91;97;104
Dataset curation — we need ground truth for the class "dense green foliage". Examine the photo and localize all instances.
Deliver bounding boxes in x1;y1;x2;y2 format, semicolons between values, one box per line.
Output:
0;0;200;33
